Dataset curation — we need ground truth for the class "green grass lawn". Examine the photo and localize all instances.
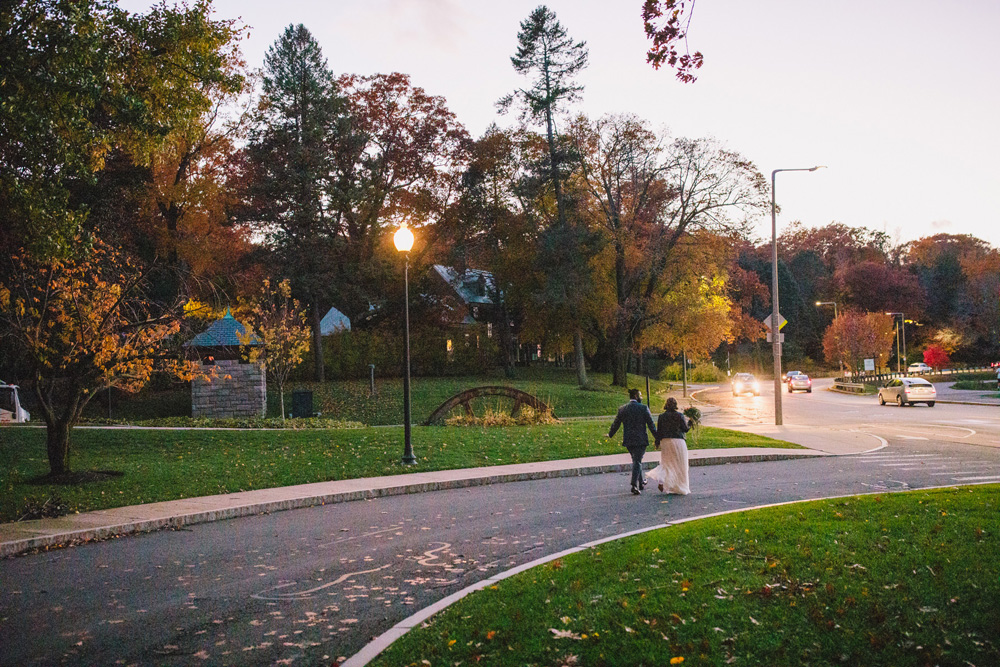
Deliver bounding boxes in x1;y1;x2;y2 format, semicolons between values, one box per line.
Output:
371;485;1000;667
82;368;680;425
0;421;798;523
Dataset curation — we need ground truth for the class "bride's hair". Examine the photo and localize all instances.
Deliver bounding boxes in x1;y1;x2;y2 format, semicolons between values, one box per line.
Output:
664;397;678;411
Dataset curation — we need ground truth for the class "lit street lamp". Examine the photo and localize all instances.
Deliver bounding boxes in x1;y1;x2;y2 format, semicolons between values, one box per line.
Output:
815;301;843;376
771;166;825;426
886;312;905;374
394;223;417;465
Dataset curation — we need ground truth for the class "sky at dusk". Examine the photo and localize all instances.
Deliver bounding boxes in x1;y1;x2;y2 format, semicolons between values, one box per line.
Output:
120;0;1000;247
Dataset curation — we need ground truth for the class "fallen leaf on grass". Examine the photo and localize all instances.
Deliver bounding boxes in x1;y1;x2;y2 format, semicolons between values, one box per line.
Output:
550;628;583;640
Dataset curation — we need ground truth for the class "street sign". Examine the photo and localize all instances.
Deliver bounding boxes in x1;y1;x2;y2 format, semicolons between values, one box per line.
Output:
766;332;785;343
864;358;875;371
763;313;787;331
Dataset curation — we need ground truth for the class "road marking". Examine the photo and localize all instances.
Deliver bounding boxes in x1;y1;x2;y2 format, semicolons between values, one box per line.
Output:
895;435;928;440
929;471;992;476
416;543;452;567
951;475;1000;482
252;564;392;600
880;462;949;467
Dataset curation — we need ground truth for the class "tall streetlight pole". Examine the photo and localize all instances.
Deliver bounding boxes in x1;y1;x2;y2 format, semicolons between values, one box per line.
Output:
394;224;417;465
887;312;905;374
815;301;842;376
771;166;824;426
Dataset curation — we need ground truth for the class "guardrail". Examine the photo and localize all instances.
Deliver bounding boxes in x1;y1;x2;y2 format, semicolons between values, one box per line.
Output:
832;365;995;393
833;380;866;393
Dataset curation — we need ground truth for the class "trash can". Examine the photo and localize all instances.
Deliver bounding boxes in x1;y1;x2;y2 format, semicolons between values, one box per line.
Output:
291;390;313;418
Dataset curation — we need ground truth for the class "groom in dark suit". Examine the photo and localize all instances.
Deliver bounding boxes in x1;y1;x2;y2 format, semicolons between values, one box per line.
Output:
608;388;657;495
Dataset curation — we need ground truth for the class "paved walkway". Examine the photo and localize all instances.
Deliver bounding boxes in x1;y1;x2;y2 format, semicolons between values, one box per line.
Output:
1;407;888;559
10;376;991;559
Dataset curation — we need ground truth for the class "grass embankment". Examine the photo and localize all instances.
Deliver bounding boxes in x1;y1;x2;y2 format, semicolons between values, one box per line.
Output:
373;486;1000;667
83;369;678;425
0;422;798;523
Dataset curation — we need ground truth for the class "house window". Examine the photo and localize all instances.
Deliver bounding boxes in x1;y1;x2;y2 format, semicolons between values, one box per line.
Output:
487;322;493;338
447;339;453;359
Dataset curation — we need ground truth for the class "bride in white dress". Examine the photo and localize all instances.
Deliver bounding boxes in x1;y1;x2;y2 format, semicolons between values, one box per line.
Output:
647;397;691;495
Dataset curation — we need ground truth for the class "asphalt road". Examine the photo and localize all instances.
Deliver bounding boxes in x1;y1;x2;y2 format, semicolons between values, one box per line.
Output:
2;383;998;666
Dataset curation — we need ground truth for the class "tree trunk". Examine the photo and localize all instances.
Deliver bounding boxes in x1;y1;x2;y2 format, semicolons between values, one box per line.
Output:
45;419;71;475
609;323;629;387
279;387;286;421
574;328;587;387
311;301;325;382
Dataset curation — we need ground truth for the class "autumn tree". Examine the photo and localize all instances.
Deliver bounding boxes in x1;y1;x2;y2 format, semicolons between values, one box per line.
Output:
0;0;245;258
833;260;926;317
239;279;311;421
441;126;540;376
500;5;592;385
571;114;769;384
822;311;895;377
903;234;996;360
332;72;469;314
0;242;187;476
923;344;951;370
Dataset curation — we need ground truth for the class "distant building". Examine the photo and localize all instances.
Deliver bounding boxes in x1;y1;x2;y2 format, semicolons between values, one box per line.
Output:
430;264;497;326
320;306;351;335
184;309;265;419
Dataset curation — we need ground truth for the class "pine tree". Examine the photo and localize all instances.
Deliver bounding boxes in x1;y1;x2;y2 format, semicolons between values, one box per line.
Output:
245;24;350;382
501;6;592;386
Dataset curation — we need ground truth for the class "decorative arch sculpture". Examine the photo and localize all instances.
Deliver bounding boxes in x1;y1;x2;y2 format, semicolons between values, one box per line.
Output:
423;386;555;425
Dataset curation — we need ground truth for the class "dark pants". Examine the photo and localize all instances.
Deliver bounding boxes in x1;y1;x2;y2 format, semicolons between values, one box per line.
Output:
627;446;646;488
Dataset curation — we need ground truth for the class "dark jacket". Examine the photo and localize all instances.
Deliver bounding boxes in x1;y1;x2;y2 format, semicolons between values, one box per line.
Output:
608;399;657;449
657;409;691;441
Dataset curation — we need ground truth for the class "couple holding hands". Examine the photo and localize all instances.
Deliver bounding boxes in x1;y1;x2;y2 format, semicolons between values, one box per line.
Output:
607;388;692;496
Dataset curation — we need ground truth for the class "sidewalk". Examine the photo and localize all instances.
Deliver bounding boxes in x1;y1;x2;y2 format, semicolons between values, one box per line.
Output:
0;443;839;559
1;395;895;560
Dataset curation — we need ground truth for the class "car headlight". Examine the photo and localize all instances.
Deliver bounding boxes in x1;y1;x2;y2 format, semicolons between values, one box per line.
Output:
734;382;743;390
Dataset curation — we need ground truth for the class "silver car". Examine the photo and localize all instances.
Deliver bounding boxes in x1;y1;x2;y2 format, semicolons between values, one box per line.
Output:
878;378;936;407
787;373;812;393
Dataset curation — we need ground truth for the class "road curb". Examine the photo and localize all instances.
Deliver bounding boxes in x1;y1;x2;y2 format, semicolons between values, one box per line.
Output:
0;452;817;559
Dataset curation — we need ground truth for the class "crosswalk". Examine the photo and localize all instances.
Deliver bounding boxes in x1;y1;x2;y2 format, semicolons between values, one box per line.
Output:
850;452;1000;484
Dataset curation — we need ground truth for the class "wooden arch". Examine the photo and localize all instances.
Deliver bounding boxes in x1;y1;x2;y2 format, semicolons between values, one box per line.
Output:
423;386;554;425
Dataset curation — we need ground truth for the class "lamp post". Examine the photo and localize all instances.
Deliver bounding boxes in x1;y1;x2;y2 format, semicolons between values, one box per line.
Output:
886;312;905;374
815;301;843;376
771;166;824;426
394;224;417;465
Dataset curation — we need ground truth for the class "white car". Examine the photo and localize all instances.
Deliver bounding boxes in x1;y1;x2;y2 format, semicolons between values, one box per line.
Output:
907;362;932;375
878;378;936;407
731;373;760;396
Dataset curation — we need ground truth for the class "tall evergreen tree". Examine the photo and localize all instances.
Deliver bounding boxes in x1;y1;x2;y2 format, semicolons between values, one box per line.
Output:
501;5;592;386
244;24;350;382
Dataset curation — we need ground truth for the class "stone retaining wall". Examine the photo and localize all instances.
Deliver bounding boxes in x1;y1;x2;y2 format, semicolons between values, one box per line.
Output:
191;359;266;418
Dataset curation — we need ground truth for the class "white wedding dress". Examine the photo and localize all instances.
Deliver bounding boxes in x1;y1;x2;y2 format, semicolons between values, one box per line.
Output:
647;437;690;495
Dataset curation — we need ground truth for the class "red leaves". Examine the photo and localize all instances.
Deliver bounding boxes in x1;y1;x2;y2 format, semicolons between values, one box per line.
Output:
641;0;704;82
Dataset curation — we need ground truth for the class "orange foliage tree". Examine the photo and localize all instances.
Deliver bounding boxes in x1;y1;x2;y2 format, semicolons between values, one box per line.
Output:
821;311;895;377
0;242;189;476
238;279;311;421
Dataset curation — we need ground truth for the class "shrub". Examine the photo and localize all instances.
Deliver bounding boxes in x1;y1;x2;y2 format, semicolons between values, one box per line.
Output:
445;404;558;427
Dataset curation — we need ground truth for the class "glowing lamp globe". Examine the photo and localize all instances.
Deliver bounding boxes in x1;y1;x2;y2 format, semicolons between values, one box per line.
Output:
393;225;414;253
